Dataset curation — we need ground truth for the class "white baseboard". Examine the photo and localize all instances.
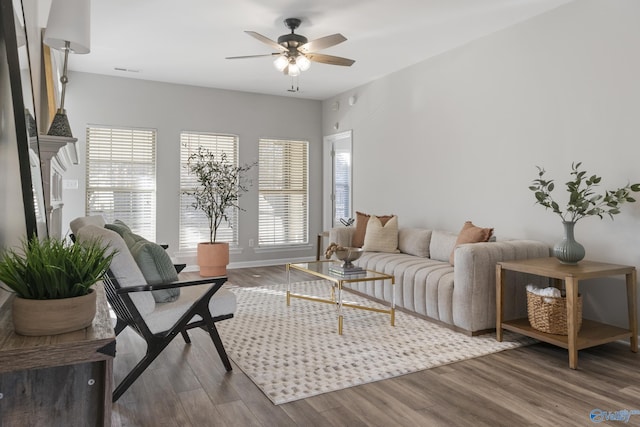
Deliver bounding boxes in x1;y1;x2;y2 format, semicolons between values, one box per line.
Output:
181;256;316;273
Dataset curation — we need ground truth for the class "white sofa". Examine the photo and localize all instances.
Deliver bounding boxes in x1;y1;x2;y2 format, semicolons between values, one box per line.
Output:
329;226;549;335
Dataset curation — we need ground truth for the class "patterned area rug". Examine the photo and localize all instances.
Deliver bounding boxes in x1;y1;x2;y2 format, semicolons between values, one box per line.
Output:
217;281;532;405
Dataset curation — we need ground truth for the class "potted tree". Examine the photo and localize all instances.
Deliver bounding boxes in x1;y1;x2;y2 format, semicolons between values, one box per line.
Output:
0;235;116;336
183;147;255;276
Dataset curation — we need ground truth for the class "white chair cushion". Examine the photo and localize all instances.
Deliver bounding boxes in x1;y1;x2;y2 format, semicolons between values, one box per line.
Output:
143;285;236;334
70;215;107;235
76;224;156;315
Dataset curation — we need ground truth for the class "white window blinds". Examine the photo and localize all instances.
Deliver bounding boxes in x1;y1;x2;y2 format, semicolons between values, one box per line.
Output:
258;138;308;246
86;126;156;240
179;132;239;250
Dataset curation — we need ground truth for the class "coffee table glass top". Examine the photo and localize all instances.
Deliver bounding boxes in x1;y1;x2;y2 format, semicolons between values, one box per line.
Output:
288;260;393;283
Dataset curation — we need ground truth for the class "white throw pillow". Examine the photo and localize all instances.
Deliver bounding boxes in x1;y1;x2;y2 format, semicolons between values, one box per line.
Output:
363;215;399;253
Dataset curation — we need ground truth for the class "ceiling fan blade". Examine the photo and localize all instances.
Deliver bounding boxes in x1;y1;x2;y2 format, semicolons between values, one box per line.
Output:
245;31;287;52
306;53;355;67
299;34;346;53
226;53;281;60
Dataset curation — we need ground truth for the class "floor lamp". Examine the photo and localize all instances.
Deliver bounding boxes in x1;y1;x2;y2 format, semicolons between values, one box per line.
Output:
43;0;90;138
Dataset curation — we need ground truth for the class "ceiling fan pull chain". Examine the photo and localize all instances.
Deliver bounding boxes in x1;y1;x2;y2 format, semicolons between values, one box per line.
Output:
288;75;300;92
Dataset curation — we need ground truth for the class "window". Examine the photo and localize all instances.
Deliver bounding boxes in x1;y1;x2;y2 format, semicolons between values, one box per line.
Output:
180;132;239;250
86;126;156;240
259;138;308;246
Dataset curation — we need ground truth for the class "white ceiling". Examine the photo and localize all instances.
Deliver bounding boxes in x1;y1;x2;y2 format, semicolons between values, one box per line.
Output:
42;0;572;100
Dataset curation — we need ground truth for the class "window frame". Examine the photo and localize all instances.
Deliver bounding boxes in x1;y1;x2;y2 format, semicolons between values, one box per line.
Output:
85;125;157;240
258;138;309;247
179;131;240;250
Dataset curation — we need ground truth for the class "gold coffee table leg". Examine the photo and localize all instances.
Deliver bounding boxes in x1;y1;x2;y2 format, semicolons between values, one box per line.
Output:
338;315;343;335
390;308;395;326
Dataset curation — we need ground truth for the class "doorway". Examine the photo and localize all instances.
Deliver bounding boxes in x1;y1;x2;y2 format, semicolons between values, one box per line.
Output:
322;130;352;231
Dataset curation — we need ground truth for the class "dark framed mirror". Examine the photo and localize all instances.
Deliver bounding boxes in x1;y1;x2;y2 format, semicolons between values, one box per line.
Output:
1;0;47;239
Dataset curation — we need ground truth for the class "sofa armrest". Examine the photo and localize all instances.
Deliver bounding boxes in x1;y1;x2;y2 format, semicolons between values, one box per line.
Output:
328;227;355;248
452;240;550;332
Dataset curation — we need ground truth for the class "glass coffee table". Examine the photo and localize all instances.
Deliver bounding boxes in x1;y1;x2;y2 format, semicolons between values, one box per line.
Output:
286;260;395;335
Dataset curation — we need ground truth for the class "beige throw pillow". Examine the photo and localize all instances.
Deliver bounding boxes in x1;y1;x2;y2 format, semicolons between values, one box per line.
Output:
352;211;394;248
363;215;399;253
449;221;494;265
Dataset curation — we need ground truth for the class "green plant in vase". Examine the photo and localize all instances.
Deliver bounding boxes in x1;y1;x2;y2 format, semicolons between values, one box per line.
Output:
529;162;640;264
0;236;116;335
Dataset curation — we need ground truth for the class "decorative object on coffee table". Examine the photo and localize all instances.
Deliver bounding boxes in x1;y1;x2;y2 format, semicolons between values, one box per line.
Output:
324;243;364;274
529;162;640;264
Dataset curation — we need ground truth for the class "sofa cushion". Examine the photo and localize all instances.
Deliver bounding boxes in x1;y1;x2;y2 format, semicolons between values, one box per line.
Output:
363;215;399;253
449;221;494;265
429;230;458;262
353;211;394;248
398;228;432;257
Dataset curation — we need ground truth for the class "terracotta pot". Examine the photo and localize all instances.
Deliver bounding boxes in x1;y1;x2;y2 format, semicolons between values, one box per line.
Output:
197;242;229;277
12;288;97;336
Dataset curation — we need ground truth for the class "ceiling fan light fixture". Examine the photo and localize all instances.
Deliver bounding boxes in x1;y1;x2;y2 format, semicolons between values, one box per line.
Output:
273;55;288;72
228;18;355;83
296;54;311;71
287;62;300;77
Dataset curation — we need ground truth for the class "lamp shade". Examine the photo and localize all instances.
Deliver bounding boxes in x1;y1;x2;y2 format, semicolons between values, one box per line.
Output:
287;62;300;77
273;55;288;72
44;0;91;54
296;55;311;71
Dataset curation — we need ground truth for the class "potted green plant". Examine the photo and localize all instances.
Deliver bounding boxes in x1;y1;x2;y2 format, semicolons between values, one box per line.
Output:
529;161;640;264
183;147;255;276
0;236;116;336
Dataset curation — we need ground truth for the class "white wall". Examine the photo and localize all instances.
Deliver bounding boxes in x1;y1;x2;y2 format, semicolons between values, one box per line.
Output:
62;73;323;266
322;0;640;329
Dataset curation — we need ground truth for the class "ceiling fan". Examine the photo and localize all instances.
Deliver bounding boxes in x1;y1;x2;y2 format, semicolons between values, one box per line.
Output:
226;18;355;77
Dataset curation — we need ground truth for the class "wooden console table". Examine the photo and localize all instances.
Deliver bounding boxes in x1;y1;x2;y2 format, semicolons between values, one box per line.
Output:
0;284;115;426
496;257;637;369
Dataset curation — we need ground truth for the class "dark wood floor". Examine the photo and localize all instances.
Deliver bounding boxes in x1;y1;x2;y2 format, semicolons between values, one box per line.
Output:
112;266;640;427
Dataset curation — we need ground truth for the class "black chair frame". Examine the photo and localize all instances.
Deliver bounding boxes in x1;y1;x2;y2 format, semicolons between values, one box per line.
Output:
102;272;233;402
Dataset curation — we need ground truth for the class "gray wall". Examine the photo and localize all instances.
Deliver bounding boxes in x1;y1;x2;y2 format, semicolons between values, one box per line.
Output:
322;0;640;330
62;72;323;267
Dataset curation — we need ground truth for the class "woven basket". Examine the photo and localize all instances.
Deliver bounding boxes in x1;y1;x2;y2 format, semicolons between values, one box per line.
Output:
526;290;582;335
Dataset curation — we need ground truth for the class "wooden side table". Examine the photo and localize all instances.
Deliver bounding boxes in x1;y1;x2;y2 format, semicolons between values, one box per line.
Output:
0;284;115;426
496;257;637;369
